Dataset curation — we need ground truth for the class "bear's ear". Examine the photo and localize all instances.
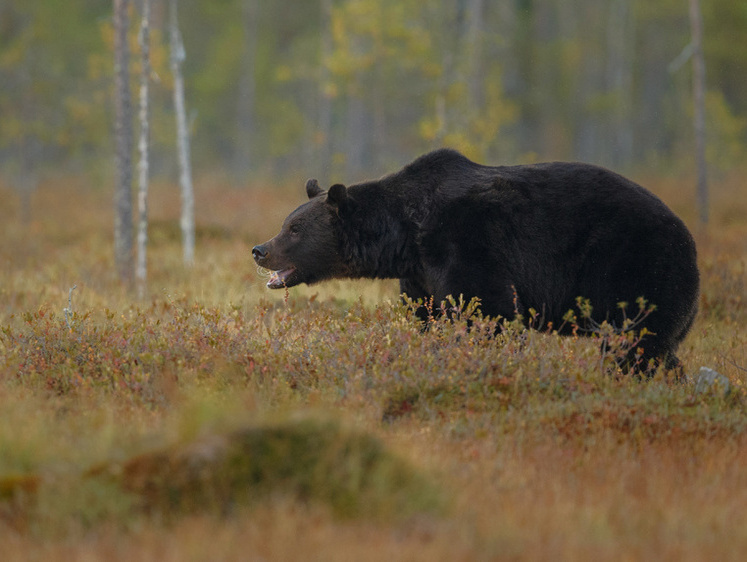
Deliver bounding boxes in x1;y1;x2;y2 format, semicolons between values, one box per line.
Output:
306;178;323;199
327;183;348;208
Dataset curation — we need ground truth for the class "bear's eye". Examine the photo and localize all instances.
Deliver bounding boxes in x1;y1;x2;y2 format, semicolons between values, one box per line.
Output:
289;224;301;236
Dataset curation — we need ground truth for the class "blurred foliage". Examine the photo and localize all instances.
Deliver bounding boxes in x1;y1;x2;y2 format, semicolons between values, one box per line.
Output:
1;0;746;187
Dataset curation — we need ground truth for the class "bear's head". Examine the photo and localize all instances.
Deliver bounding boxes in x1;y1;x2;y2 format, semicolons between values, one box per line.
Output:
252;179;350;289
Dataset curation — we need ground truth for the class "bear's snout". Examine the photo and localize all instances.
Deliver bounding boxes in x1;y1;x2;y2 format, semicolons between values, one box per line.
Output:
252;245;268;262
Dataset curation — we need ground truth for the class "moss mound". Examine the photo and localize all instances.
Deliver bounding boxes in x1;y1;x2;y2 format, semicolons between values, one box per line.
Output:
92;418;440;520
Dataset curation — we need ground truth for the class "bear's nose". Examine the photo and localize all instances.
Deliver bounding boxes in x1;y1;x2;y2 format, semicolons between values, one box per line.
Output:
252;245;268;261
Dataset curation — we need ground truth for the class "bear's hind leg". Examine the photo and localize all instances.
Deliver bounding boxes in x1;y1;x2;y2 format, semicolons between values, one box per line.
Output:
613;339;685;382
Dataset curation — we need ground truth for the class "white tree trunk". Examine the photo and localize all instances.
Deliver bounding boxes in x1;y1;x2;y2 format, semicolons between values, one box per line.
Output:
170;0;195;266
136;0;151;298
317;0;333;181
689;0;708;224
113;0;133;284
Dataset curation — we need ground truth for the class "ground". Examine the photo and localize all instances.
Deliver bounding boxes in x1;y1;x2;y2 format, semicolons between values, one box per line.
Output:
0;172;745;560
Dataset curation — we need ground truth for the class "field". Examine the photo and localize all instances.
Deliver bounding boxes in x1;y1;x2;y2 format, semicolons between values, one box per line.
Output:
1;172;746;561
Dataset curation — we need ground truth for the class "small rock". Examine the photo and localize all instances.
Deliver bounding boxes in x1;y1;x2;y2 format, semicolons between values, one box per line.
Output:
694;367;731;395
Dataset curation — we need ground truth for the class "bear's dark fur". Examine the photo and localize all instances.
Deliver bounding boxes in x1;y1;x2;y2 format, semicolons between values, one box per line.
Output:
253;149;699;373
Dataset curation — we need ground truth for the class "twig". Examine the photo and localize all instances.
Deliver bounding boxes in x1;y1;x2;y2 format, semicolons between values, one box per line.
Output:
63;284;77;331
721;354;747;374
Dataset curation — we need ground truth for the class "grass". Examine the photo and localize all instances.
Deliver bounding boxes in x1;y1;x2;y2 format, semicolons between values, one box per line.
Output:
0;171;746;560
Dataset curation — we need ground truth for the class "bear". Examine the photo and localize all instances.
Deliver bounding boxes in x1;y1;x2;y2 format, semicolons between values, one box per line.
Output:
252;148;699;375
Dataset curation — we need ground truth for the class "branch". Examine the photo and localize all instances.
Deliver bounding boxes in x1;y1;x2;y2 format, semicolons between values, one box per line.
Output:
63;284;77;332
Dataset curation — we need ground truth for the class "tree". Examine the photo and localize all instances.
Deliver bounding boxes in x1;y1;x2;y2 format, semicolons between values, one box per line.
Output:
418;0;515;161
113;0;133;284
689;0;708;224
170;0;195;266
316;0;334;183
136;0;152;298
232;0;259;180
2;0;745;187
0;1;111;221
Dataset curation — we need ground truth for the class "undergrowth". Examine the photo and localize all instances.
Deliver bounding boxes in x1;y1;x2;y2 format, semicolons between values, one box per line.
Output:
2;294;745;441
1;178;746;558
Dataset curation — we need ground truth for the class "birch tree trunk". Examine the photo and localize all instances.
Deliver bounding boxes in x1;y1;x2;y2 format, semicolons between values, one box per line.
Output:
607;0;635;169
17;137;39;226
170;0;195;266
689;0;708;224
465;0;485;109
434;1;458;143
113;0;134;285
512;0;537;156
317;0;333;182
136;0;151;298
233;0;258;181
344;90;366;178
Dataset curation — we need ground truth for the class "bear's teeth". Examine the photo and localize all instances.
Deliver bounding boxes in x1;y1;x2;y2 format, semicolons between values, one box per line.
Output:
267;268;295;289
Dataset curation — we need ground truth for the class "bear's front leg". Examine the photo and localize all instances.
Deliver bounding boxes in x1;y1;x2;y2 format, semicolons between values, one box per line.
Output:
431;275;526;324
399;278;434;324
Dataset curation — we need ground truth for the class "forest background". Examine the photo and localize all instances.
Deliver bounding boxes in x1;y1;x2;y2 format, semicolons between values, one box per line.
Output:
2;0;746;197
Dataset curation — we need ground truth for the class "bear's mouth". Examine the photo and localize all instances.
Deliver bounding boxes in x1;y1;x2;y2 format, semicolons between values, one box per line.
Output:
267;268;297;289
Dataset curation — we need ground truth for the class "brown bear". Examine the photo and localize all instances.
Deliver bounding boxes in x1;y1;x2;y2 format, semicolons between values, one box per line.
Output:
253;149;699;374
